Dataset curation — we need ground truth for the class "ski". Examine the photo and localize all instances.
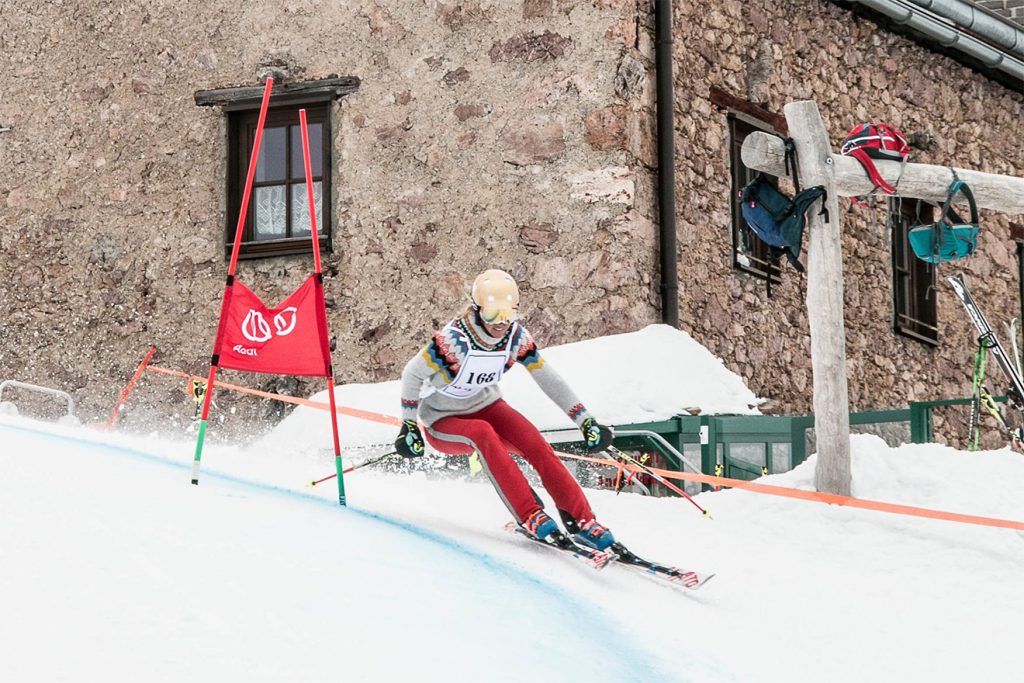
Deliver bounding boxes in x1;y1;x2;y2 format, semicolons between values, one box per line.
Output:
507;523;713;590
506;523;613;570
607;542;715;591
947;274;1024;409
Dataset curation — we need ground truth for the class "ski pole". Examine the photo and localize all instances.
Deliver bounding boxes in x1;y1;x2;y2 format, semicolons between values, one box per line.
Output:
309;451;398;487
608;445;711;518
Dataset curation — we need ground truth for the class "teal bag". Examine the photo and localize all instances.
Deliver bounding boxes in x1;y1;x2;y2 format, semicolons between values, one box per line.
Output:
908;176;979;264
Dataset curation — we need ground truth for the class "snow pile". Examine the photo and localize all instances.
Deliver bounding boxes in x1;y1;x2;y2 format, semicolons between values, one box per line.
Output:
257;323;761;455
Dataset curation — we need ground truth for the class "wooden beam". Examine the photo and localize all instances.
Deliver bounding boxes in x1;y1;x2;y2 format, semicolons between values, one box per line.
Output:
742;131;1024;213
708;86;788;134
194;77;361;108
784;101;852;497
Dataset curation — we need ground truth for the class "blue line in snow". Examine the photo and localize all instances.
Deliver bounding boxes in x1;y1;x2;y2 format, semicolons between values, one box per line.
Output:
1;420;704;681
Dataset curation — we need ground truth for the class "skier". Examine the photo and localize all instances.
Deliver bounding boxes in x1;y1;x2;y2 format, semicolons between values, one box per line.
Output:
394;268;617;551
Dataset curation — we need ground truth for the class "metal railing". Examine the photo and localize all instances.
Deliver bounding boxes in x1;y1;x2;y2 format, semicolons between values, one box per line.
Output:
0;380;78;423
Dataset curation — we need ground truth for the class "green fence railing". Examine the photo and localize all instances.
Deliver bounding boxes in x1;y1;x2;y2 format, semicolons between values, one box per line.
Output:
594;397;1000;495
543;396;1008;497
908;395;1009;444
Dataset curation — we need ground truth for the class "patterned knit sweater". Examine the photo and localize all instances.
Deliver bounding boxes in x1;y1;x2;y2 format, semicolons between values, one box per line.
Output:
399;311;593;429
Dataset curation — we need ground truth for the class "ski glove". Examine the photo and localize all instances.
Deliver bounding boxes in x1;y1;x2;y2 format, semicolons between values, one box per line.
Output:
581;417;613;453
395;419;425;458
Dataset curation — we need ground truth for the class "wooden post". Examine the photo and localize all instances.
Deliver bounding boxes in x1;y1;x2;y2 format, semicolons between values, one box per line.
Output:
741;101;1024;493
740;101;1024;496
781;102;851;495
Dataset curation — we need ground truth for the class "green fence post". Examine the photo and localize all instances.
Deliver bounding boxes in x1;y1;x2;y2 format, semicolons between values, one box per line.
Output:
672;415;686;467
909;401;933;443
699;415;713;491
791;416;812;468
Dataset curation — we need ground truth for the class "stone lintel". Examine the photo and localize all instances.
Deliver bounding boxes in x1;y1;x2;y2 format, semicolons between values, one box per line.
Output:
194;77;361;108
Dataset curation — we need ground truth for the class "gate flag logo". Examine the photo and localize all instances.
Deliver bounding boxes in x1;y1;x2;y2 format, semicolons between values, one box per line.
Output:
240;306;298;343
218;276;328;377
241;309;273;343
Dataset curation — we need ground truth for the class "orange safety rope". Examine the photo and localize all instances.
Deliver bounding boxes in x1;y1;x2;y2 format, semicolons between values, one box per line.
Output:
145;365;402;427
561;451;1024;533
141;362;1024;532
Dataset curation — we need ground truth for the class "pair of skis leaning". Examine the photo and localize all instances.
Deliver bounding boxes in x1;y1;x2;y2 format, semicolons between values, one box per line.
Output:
947;274;1024;450
507;523;714;591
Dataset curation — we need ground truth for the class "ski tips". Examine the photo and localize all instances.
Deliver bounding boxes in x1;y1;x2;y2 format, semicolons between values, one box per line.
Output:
695;573;716;588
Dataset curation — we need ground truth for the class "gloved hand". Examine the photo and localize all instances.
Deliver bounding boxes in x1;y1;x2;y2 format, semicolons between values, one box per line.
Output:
581;417;613;453
395;419;425;458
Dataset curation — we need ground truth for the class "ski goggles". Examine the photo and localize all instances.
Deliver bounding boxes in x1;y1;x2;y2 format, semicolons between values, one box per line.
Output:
478;305;518;325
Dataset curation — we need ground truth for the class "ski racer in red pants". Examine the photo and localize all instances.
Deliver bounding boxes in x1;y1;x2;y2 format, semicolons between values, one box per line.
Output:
394;269;616;550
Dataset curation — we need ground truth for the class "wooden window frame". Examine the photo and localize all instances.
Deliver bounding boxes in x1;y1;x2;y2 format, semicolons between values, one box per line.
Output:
890;198;938;345
225;100;333;260
728;111;782;284
1014;223;1024;331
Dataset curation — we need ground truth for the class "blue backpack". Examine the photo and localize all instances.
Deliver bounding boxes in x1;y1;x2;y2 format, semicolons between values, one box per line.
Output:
739;173;828;273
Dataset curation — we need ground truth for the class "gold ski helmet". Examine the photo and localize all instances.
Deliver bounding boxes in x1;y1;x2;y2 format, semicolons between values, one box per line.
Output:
471;269;519;325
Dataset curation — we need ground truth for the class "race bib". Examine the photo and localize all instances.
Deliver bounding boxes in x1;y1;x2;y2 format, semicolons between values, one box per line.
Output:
438;349;509;399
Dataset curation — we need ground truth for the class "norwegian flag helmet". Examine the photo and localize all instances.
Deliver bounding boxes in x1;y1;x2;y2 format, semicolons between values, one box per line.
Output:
840;122;910;195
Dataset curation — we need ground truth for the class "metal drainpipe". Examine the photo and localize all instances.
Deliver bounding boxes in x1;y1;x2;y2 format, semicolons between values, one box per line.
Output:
655;0;679;328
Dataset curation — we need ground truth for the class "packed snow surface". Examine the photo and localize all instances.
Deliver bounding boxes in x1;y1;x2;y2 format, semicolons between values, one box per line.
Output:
4;323;1023;681
3;419;1023;682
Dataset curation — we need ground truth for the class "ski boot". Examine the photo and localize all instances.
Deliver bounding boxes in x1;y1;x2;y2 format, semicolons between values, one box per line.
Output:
573;519;616;551
522;509;558;541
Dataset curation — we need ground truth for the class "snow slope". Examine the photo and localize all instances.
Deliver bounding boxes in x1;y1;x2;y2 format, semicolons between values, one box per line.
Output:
4;414;1024;683
5;324;1024;682
0;418;689;683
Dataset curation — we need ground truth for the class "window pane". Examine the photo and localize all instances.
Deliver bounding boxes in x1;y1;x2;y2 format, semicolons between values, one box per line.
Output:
729;114;778;281
728;443;766;468
255;127;287;182
290;123;323;178
771;442;792;472
891;199;937;343
254;185;287;239
228;100;332;259
290;181;323;237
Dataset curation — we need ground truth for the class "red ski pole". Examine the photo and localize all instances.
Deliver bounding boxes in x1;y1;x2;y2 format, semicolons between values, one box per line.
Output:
309;451;398;487
608;445;711;518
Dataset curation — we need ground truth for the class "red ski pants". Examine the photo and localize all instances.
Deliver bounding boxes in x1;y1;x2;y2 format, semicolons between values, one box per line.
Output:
425;399;595;525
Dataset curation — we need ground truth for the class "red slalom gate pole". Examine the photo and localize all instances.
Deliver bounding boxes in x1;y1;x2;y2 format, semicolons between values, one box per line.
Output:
299;108;346;505
191;77;275;485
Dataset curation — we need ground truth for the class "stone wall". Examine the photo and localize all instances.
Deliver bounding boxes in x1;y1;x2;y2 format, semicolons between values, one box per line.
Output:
669;0;1024;448
0;0;658;438
0;0;1021;447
